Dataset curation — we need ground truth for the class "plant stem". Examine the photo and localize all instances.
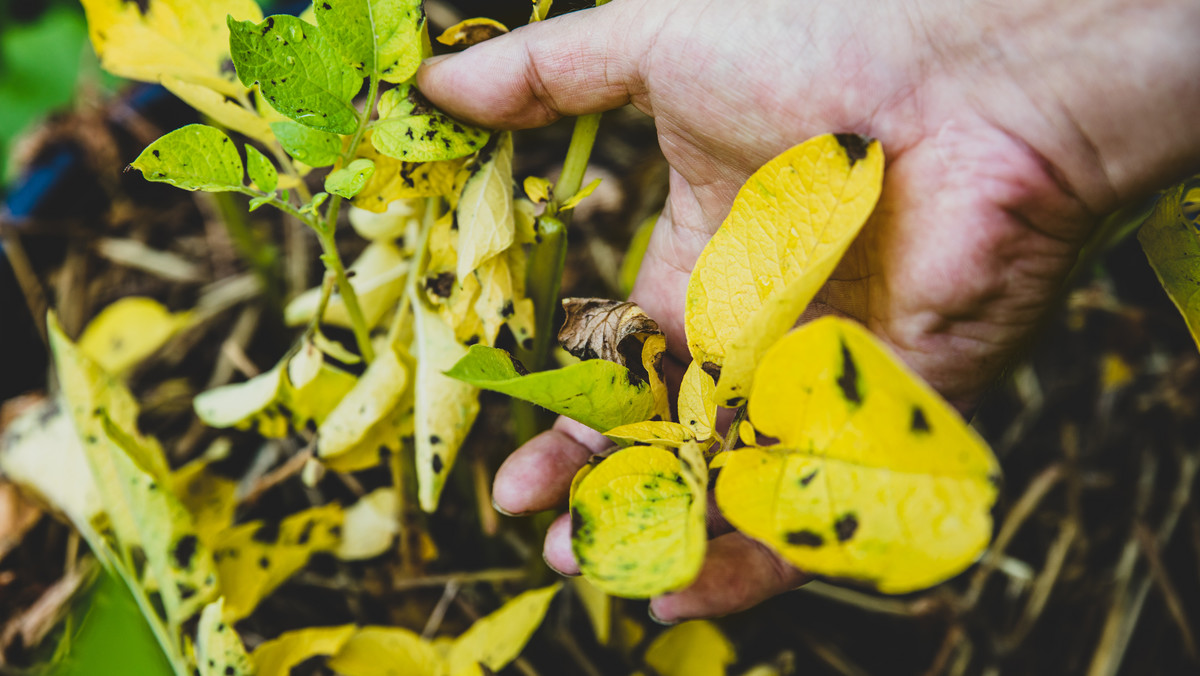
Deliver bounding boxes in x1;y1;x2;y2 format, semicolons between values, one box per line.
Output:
720;404;749;455
553;113;601;215
315;226;375;363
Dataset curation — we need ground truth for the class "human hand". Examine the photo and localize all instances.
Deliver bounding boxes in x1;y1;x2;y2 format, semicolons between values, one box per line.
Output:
418;0;1200;622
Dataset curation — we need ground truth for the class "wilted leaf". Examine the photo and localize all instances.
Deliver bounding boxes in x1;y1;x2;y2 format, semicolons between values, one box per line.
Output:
318;341;411;472
473;254;533;347
571;443;707;597
78;297;190;376
684;133;884;406
196;599;253;676
228;15;362;134
603;420;695;448
245;144;279;193
271;120;344;167
372;84;490;162
349;200;419;241
644;621;735;676
1138;177;1200;351
131;124;245;192
315;0;425;81
251;625;357;676
435;17;509;47
0;399;100;528
559;298;661;365
446;583;561;674
80;0;260;96
170;441;238;549
285;240;410;329
336;488;400;560
215;503;344;621
456;132;515;281
161;76;275;145
677;360;717;441
352;135;464;211
414;299;480;512
560;177;601;210
326;158;376;198
715;317;1000;593
523;176;551;204
445;345;657;433
327;626;443;676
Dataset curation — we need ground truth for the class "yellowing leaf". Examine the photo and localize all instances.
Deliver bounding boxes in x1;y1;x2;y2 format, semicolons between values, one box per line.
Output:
373;85;490;162
215;504;344;622
560;177;601;210
349;199;420;241
603;420;695;448
559;298;661;364
327;626;443;676
414;299;481;512
737;420;756;446
285;240;410;329
170;441;238;549
641;333;671;423
251;625;357;676
456;132;515;281
352;136;464;212
571;443;707;597
446;583;561;675
196;599;253;676
318;341;411;472
1138;178;1200;351
473;254;532;346
445;345;657;433
0;399;101;527
325;158;377;198
194;365;290;437
161;76;274;145
684;133;884;406
81;0;260;96
78;297;190;376
435;17;509;47
571;578;611;646
644;621;735;676
715;317;999;593
523;175;551;204
336;488;400;560
677;360;716;441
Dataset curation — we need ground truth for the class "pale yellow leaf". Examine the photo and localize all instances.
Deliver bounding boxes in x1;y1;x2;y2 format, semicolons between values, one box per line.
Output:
196;598;253;676
162;76;274;145
327;626;444;676
560;177;601;210
677;360;717;441
523;175;552;204
318;341;411;472
285;241;410;329
644;621;735;676
446;583;561;674
571;578;611;646
603;420;695;448
336;488;400;560
456;132;515;281
78;297;190;376
252;625;357;676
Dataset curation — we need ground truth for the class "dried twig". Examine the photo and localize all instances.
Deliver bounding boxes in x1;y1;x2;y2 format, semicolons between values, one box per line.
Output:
421;580;460;639
1133;521;1197;660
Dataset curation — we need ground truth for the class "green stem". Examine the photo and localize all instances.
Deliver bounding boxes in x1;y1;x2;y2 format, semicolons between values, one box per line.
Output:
315;226;376;363
720;405;749;456
513;215;567;445
552;113;602;216
343;74;381;168
391;197;439;345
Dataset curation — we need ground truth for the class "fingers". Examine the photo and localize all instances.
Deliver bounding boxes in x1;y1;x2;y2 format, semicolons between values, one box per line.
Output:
416;0;656;129
492;416;612;516
542;512;580;575
648;532;810;624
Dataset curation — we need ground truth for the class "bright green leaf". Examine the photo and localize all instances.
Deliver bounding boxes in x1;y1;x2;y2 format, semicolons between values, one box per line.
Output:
445;345;658;433
245;145;279;193
314;0;425;81
372;84;490;162
325;158;376;198
1138;177;1200;351
228;15;362;134
131;124;245;192
271;120;345;167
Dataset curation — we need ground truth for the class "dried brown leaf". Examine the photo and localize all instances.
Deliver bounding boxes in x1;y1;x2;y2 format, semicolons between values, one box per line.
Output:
558;298;662;366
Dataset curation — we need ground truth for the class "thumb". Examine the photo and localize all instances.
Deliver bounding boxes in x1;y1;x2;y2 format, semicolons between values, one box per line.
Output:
416;0;654;129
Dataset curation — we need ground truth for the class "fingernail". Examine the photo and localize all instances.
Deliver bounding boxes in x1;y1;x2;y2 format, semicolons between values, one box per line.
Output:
492;497;526;518
647;605;677;627
421;54;455;68
542;550;580;577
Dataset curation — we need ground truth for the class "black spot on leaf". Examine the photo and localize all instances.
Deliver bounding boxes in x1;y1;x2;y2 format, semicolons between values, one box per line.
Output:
910;406;930;433
429;435;442;445
500;300;515;318
701;362;721;381
785;530;824;547
258;556;270;570
431;453;443;473
252;521;280;544
799;469;819;486
836;340;861;405
424;272;455;298
173;536;198;570
833;133;871;167
835;513;859;542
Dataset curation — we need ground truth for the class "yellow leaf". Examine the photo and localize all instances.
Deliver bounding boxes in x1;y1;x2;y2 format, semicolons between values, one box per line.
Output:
560;177;602;210
352;136;464;213
603;420;695;448
684;133;884;407
1100;353;1134;393
523;175;552;204
285;241;410;329
641;334;671;423
81;0;261;96
571;443;707;598
414;298;481;512
193;365;290;437
644;621;736;676
435;17;510;47
349;200;420;241
737;420;756;446
78;297;190;376
196;599;253;676
446;583;561;675
1138;178;1200;351
251;625;357;676
327;626;443;676
0;399;101;527
336;488;401;560
170;440;237;549
456;132;515;281
318;341;411;472
714;317;1000;593
677;360;717;441
286;340;359;427
571;578;611;646
161;76;274;145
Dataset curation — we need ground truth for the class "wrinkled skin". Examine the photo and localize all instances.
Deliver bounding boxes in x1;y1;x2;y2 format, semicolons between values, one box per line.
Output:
418;0;1200;622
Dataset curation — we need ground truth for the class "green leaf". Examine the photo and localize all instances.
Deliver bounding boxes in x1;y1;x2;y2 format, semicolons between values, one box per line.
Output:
131;124;244;192
445;345;658;433
53;570;174;676
271;120;344;167
245;145;279;193
1138;178;1200;351
325;158;377;198
372;85;490;162
228;15;362;134
314;0;425;82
